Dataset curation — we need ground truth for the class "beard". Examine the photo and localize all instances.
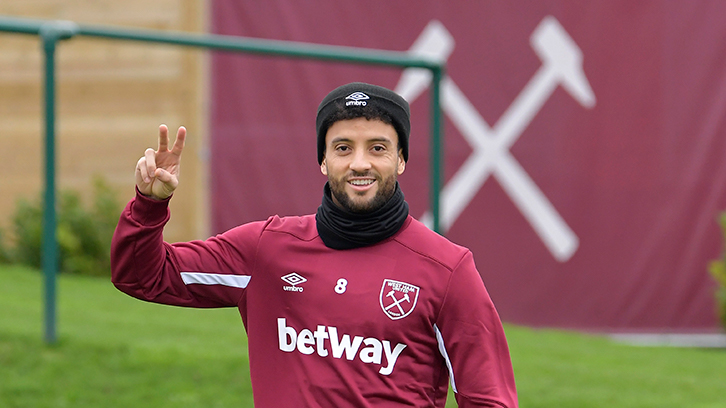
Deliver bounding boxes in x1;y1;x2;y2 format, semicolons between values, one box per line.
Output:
328;172;397;214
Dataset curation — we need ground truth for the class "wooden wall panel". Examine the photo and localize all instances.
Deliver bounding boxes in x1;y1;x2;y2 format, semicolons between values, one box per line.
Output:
0;0;209;243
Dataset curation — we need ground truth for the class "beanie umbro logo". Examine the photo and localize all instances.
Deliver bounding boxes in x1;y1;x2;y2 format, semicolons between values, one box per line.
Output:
345;91;370;106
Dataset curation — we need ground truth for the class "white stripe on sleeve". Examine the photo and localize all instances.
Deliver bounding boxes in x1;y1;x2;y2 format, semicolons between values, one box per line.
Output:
433;323;458;393
180;272;251;288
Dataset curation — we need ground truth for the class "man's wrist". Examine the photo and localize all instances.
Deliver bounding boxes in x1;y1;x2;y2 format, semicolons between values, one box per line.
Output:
132;187;172;225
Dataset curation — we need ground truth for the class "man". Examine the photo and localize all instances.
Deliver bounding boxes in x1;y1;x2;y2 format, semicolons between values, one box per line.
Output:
111;82;518;407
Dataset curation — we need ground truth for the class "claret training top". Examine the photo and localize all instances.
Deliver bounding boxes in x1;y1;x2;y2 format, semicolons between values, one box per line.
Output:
111;191;518;408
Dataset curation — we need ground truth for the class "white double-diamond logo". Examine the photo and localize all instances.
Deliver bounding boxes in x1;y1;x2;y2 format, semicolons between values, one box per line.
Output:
395;16;596;262
281;273;307;292
346;91;370;101
346;91;370;106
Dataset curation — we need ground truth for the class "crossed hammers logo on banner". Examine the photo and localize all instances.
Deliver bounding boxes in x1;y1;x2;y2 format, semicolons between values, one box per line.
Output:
395;16;596;262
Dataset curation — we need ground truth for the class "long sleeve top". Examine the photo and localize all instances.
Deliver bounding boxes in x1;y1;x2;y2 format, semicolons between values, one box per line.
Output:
111;191;518;407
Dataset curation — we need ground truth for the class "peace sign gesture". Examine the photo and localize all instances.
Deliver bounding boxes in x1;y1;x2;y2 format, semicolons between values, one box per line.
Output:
135;124;186;200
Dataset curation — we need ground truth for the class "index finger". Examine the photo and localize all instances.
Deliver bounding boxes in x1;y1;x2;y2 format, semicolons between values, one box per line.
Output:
158;124;169;152
170;126;186;156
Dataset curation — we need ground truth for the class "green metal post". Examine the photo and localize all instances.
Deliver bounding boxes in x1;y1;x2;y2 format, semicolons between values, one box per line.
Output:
430;67;444;234
41;29;58;345
39;21;78;345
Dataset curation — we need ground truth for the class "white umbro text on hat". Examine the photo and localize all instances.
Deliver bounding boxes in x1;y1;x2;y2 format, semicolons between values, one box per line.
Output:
345;91;369;106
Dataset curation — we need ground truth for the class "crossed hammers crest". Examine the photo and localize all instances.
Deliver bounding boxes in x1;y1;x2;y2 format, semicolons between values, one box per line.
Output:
395;16;596;262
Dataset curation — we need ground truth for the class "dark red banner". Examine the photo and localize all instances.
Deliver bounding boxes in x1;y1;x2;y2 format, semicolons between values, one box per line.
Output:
210;1;726;331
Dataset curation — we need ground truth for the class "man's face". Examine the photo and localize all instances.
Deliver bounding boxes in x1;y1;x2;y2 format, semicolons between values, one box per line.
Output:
321;117;406;213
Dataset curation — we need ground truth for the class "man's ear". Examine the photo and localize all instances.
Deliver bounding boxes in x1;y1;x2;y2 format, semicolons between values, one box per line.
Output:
320;158;328;176
397;150;406;175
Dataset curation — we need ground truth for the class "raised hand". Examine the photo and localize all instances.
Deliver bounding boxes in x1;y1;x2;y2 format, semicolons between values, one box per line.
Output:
135;125;186;200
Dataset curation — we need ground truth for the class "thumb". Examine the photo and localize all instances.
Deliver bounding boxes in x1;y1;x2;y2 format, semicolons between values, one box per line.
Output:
154;168;177;185
152;168;178;199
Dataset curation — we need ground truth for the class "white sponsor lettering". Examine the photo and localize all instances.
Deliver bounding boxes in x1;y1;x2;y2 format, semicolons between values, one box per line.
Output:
277;318;406;376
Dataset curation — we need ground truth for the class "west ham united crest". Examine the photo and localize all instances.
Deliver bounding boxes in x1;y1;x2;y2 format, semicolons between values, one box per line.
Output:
379;279;420;320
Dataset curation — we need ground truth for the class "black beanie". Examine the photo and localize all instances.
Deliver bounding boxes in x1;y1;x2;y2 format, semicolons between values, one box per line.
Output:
316;82;410;164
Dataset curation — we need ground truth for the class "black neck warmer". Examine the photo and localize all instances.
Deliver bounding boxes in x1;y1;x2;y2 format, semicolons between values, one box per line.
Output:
316;182;409;250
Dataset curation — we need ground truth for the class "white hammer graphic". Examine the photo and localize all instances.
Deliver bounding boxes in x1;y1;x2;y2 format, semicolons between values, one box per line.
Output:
395;17;595;262
385;290;410;315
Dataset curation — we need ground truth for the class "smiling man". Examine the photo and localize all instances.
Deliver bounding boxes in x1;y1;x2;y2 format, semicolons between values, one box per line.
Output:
111;82;518;407
322;117;404;213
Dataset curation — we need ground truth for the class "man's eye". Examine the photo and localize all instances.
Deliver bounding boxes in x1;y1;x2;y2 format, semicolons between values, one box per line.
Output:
336;145;350;152
372;146;385;152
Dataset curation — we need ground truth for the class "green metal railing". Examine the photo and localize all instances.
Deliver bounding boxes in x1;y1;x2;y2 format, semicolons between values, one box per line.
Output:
0;15;445;344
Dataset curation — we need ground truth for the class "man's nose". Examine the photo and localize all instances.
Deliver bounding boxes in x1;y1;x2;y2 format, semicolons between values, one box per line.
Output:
349;149;372;172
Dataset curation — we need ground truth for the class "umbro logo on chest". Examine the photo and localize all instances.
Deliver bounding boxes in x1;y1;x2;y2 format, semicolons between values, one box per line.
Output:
281;272;307;292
